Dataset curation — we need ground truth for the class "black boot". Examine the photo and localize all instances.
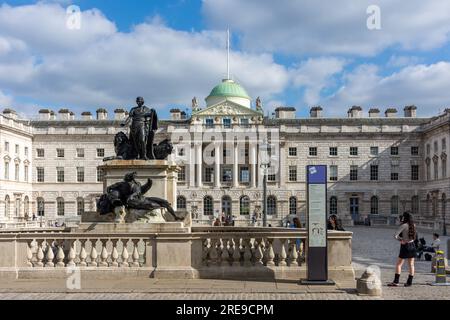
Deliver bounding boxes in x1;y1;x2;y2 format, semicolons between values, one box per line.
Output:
388;273;400;287
404;275;413;287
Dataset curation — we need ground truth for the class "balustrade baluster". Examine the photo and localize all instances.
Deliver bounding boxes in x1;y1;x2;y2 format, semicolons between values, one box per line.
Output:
288;239;299;266
265;239;275;266
79;240;87;267
279;239;287;266
132;239;140;267
36;241;44;267
99;240;109;267
254;238;264;267
26;241;33;267
111;240;119;267
232;238;241;266
89;240;98;267
56;241;65;268
202;239;210;266
121;240;130;267
243;238;253;267
209;239;219;266
45;240;55;267
67;241;76;267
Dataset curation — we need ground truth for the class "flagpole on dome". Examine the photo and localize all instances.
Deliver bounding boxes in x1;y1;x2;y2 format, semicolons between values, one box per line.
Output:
227;28;230;80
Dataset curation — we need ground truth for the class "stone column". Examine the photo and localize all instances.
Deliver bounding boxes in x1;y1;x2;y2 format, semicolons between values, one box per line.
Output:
233;142;239;188
279;142;286;188
196;143;202;188
189;143;195;188
215;143;221;189
250;143;257;189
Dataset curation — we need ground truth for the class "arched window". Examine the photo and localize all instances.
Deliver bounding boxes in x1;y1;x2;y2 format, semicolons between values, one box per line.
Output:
37;197;45;216
267;196;277;215
203;196;213;216
24;196;29;217
442;194;447;219
77;197;85;216
289;197;297;215
432;195;438;216
329;196;338;215
177;196;187;210
411;196;419;215
370;196;379;215
4;195;10;217
391;196;399;215
57;197;65;216
240;196;250;215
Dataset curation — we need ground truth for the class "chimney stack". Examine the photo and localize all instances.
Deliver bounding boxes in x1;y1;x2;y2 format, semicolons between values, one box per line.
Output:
368;108;380;118
96;108;108;120
81;112;92;120
170;109;182;120
114;108;126;121
2;108;17;120
58;109;71;121
275;107;296;119
348;106;363;118
404;105;417;118
38;109;51;120
385;108;398;118
310;106;323;118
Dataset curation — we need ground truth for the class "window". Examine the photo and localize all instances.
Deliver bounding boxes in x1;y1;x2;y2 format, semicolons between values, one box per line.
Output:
4;161;9;180
178;148;185;157
177;196;187;210
178;166;186;182
24;147;28;157
37;148;45;158
203;196;213;216
4;195;10;217
97;168;104;183
57;167;65;183
411;196;419;215
204;167;214;183
350;166;358;181
330;165;338;181
15;144;19;154
434;161;439;180
76;167;85;183
97;148;105;158
4;141;9;152
434;141;438;153
57;197;64;216
77;198;84;216
24;165;29;182
240;167;249;183
24;196;29;217
370;147;379;156
442;194;447;221
267;196;277;215
443;138;447;151
268;174;276;182
442;159;447;179
223;118;231;129
222;167;232;182
391;196;399;215
411;165;419;181
289;197;297;215
350;147;358;156
222;148;230;158
288;166;297;182
426;144;431;156
411;146;419;156
37;167;44;182
205;118;214;128
329;147;338;156
391;146;399;156
240;196;250;215
76;148;85;158
391;165;399;181
289;147;297;157
240;118;249;127
309;147;317;156
37;198;45;216
426;162;431;181
329;197;338;215
370;165;379;181
57;148;65;158
15;163;19;181
370;196;379;215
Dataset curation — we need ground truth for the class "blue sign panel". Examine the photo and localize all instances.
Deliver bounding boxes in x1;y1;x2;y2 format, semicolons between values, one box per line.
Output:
307;165;327;184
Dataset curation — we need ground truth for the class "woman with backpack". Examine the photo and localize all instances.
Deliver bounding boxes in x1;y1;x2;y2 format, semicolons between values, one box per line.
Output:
388;212;417;287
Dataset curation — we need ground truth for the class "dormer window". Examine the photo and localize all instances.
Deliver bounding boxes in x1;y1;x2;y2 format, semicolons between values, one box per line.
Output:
223;118;231;129
205;118;214;128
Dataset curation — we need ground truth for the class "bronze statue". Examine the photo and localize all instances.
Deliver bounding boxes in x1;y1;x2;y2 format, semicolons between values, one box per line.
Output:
121;97;158;160
97;172;181;221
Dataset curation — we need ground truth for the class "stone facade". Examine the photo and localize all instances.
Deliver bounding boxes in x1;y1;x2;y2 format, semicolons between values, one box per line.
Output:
0;91;449;228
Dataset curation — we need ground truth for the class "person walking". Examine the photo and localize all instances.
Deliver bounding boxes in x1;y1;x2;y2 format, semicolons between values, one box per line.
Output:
388;212;417;287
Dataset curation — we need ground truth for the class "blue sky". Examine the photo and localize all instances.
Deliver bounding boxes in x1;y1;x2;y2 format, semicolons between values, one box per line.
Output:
1;0;450;119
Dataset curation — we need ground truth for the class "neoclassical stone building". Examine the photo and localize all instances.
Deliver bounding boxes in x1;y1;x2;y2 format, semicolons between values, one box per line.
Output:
0;79;449;229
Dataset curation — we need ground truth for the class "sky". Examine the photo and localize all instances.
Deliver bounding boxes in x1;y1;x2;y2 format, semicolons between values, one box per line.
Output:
1;0;450;119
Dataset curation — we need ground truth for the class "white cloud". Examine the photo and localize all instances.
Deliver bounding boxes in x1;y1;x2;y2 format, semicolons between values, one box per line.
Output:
321;62;450;116
203;0;450;56
0;3;290;116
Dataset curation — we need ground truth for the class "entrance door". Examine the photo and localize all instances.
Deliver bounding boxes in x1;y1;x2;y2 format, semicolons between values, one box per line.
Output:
222;196;232;217
350;197;359;221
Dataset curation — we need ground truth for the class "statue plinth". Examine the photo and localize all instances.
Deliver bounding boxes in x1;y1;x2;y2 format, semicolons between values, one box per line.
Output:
98;160;180;210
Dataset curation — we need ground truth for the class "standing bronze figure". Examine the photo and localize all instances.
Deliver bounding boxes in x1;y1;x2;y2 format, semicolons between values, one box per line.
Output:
121;97;158;160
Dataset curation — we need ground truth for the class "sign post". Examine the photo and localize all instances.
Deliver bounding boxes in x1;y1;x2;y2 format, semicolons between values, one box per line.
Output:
301;165;334;285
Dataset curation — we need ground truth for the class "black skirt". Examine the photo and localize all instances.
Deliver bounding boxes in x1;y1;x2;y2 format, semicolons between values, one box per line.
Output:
399;242;417;259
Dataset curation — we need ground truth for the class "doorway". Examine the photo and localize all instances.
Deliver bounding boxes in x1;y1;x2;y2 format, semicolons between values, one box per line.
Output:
222;196;232;217
350;197;359;221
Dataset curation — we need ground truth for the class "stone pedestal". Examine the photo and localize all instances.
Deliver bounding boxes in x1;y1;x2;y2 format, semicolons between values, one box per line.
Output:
98;160;179;211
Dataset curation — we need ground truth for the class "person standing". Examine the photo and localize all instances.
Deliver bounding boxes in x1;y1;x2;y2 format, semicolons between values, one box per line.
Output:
388;212;417;287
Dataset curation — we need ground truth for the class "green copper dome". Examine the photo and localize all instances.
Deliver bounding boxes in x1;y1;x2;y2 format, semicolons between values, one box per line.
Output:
206;79;251;100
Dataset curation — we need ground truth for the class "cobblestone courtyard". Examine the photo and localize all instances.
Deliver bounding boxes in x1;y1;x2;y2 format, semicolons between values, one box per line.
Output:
0;227;448;300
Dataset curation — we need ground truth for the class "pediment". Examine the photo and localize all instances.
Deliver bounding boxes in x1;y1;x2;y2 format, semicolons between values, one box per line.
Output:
194;101;262;117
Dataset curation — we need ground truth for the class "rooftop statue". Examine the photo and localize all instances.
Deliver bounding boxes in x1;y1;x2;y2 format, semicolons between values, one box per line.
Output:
256;97;263;113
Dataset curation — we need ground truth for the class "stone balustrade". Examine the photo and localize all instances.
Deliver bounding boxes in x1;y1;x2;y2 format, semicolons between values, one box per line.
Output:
0;227;354;283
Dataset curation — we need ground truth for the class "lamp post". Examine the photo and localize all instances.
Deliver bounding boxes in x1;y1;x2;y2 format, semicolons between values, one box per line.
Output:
260;140;271;227
443;209;447;236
